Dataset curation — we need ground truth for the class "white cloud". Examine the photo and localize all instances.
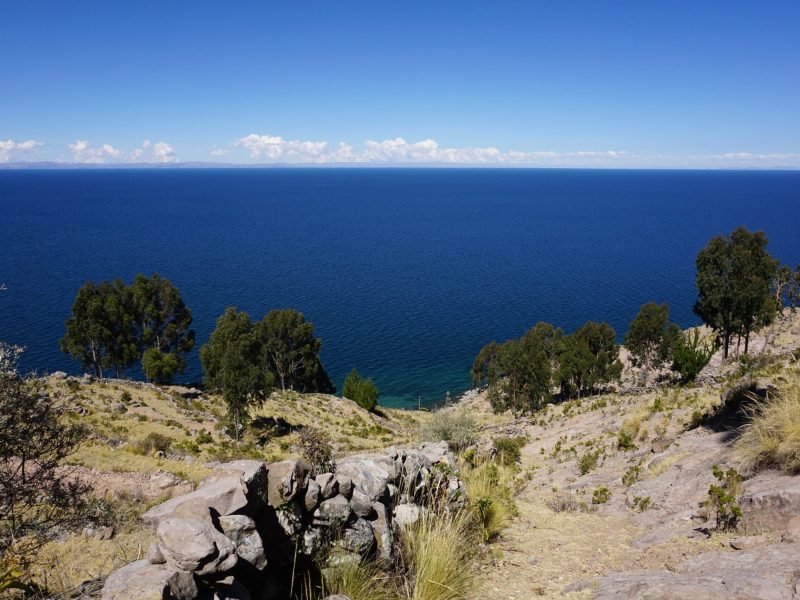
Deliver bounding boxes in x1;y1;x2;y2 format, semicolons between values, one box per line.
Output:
68;139;177;163
0;139;43;162
226;133;631;166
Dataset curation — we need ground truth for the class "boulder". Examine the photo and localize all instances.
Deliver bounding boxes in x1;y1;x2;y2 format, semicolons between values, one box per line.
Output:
393;503;421;528
267;460;309;507
210;576;252;600
335;475;354;499
740;473;800;531
208;460;268;509
218;515;267;571
304;478;321;512
335;461;389;503
147;543;166;565
101;560;197;600
339;518;375;555
315;473;338;499
313;495;352;527
371;501;393;560
350;489;375;518
157;516;237;576
142;478;248;527
781;514;800;542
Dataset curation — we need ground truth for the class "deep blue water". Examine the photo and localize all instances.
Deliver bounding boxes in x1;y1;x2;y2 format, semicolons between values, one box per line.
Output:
1;168;799;408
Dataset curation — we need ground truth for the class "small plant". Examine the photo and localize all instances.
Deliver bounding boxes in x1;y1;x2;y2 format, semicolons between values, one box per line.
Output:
131;432;172;455
578;449;601;475
494;436;526;466
120;390;132;404
617;430;637;451
706;465;743;530
592;486;612;504
632;495;651;511
462;448;477;467
689;409;704;429
419;409;476;452
671;329;716;382
65;379;81;393
298;427;335;475
196;430;213;445
622;464;641;487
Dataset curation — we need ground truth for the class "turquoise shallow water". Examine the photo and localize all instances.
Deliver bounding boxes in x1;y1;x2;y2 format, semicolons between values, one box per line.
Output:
1;168;799;408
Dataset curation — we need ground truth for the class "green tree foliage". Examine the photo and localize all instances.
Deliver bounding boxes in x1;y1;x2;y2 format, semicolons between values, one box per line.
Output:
556;322;622;398
60;274;194;382
670;329;717;382
0;344;90;560
341;368;380;411
694;227;779;357
200;308;272;438
256;309;333;393
131;274;195;383
624;302;678;384
60;280;138;377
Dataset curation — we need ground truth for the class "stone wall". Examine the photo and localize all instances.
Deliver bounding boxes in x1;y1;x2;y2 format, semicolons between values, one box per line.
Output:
101;442;466;600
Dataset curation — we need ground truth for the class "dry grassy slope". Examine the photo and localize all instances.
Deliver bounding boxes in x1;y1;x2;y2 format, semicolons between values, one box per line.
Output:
35;377;429;593
470;311;800;600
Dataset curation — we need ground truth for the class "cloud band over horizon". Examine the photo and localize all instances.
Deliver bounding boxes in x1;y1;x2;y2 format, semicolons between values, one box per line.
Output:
1;135;799;169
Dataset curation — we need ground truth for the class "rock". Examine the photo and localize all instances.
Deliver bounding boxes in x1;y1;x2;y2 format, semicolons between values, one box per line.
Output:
315;473;338;499
393;503;421;528
218;515;267;571
208;460;269;509
101;559;197;600
730;535;768;550
267;460;309;507
313;495;352;527
147;543;166;565
150;471;184;490
156;516;237;576
95;525;114;540
740;473;800;531
339;518;375;555
350;489;375;518
781;514;800;542
372;501;393;560
323;595;352;600
51;371;67;379
650;437;670;454
275;501;304;537
335;475;354;499
304;479;321;512
335;461;388;503
110;402;126;413
142;477;249;527
211;576;253;600
419;441;454;469
301;528;322;555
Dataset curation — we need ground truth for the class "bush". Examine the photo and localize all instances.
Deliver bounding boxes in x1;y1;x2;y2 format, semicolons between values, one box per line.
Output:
736;378;800;473
622;464;641;487
419;409;475;452
132;432;172;455
298;426;335;475
617;430;637;451
592;486;612;504
671;329;716;382
578;449;601;475
706;465;743;530
461;461;515;542
493;436;526;465
342;368;379;411
632;496;651;511
120;390;132;404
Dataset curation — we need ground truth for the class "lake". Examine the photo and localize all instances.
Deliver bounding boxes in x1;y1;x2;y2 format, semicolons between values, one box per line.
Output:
1;168;799;407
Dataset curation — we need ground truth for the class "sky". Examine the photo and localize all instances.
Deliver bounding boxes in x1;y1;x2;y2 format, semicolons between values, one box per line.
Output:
1;1;799;168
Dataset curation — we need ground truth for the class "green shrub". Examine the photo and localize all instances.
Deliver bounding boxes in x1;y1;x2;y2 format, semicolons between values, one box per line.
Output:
671;329;716;382
592;486;612;504
578;449;601;475
617;430;637;451
196;430;213;445
493;436;526;465
342;368;380;411
706;465;743;530
132;432;172;455
419;409;475;452
120;390;132;404
622;464;641;487
632;495;651;511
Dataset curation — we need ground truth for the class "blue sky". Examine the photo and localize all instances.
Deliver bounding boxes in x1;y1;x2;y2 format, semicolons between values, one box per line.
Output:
1;1;799;167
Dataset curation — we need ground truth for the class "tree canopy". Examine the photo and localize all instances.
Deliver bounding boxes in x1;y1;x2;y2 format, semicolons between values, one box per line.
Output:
624;302;679;384
60;274;194;382
694;227;779;357
342;368;380;411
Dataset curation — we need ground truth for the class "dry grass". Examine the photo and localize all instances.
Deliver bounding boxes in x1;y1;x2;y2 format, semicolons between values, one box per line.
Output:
736;375;800;474
402;510;474;600
460;461;515;541
30;527;154;596
67;443;211;483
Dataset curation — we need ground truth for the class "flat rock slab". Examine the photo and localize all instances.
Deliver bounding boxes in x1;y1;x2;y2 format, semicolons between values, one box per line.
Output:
101;559;197;600
142;477;249;526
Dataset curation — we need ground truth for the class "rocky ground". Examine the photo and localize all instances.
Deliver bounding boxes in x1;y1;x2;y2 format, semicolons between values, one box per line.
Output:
469;310;800;599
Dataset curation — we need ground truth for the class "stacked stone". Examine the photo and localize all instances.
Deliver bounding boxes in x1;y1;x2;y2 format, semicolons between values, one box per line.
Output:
101;442;466;600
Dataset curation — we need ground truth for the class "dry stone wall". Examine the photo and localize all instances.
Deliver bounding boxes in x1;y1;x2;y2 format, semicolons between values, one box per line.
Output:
101;442;466;600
